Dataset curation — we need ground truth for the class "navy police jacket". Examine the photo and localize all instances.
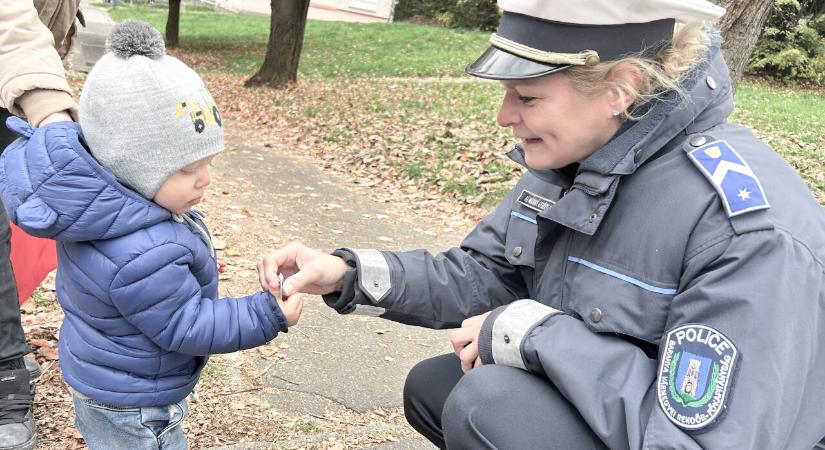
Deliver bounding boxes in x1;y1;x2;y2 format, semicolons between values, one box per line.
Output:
0;118;287;407
324;39;825;447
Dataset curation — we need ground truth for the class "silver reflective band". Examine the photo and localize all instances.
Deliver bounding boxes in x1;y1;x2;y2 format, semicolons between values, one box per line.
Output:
492;300;560;370
490;33;600;66
353;304;387;317
350;248;391;304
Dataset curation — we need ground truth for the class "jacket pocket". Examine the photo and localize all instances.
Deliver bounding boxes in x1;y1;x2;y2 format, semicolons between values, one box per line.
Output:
563;256;675;343
505;210;538;268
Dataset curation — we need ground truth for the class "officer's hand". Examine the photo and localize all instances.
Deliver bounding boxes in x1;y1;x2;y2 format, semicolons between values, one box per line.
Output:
274;292;304;327
258;242;349;298
449;312;491;373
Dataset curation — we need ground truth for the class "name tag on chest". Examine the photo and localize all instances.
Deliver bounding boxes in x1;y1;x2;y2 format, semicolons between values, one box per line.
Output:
518;189;555;212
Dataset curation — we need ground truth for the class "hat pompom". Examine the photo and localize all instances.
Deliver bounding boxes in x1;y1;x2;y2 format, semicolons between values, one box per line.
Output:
106;19;165;60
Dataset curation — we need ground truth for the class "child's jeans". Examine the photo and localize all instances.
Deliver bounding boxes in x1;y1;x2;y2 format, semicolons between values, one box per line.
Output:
71;391;188;450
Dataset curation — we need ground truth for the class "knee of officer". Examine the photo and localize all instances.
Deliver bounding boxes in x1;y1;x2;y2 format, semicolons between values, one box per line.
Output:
442;365;513;433
404;356;445;409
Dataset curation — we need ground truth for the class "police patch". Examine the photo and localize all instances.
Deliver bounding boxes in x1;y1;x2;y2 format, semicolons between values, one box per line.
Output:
657;324;738;431
687;140;769;218
517;190;555;212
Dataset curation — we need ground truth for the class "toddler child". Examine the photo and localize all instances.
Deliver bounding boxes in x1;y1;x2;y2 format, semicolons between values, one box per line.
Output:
0;20;302;449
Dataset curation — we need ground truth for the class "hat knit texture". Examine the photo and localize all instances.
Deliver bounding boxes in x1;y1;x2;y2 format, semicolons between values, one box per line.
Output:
79;19;224;200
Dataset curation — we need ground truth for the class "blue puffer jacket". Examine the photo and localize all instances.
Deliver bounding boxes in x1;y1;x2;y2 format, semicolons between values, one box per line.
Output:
0;117;287;407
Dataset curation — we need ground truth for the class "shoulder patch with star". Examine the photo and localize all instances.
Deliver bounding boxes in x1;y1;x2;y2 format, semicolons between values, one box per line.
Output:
686;140;769;217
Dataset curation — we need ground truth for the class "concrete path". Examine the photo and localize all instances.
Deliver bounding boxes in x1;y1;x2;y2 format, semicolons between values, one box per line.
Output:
70;0;115;73
201;130;468;449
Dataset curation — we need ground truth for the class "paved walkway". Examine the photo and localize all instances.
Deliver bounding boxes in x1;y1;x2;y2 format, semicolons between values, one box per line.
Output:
70;0;115;72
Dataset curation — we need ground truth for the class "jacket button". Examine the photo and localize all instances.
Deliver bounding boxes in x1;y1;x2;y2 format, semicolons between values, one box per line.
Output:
706;75;717;90
690;136;707;147
504;334;510;344
373;281;380;288
512;246;522;257
590;308;603;323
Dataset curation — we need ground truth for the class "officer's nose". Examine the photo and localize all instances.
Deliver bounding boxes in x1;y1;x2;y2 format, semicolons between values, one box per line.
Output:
496;90;521;128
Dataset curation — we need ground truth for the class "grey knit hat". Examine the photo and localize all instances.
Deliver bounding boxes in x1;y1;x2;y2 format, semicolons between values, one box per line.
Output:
79;20;224;200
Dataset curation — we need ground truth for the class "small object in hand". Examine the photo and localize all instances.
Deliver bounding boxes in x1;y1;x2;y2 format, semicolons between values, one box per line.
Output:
278;273;285;300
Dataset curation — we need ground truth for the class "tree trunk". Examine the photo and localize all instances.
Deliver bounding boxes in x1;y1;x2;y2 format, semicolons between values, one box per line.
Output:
711;0;774;92
245;0;311;88
166;0;181;48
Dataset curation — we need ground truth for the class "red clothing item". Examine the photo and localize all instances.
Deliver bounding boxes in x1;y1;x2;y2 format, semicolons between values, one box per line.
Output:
9;222;56;304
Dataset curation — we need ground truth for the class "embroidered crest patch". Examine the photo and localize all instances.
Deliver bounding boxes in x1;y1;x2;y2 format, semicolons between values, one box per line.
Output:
657;324;738;430
687;140;769;217
517;190;555;213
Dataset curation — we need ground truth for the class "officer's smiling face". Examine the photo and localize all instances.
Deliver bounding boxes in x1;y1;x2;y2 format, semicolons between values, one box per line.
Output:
497;73;623;170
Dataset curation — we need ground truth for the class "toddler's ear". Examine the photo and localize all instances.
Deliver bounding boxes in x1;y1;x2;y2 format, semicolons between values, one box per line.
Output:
15;197;58;234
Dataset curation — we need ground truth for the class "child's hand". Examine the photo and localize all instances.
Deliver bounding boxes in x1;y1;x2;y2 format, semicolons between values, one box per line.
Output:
275;294;304;327
217;260;226;273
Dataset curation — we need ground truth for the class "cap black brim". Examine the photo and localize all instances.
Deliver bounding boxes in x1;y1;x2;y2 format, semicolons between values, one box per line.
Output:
465;46;570;80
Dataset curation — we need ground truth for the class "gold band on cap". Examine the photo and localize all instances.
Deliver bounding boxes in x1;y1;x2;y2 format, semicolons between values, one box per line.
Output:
490;33;600;66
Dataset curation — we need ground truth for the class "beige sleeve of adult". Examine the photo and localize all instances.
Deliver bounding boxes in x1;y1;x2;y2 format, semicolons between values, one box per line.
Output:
0;1;77;126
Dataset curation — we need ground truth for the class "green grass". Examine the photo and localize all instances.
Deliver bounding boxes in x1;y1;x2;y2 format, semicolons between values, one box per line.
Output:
30;289;52;308
732;80;825;195
732;80;825;145
108;5;488;77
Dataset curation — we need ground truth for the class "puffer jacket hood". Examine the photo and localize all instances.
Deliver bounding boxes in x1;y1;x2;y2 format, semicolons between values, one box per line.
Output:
0;116;171;241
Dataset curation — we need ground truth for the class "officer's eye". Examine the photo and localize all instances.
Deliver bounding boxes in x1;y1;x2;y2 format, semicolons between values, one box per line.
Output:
518;96;537;104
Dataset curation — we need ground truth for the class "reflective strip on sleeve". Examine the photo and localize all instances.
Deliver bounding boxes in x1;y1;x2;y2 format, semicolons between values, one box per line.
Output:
353;304;387;317
492;300;560;370
349;248;391;304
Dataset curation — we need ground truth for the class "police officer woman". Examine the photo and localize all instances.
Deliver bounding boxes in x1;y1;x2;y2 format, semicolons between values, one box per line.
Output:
259;0;825;448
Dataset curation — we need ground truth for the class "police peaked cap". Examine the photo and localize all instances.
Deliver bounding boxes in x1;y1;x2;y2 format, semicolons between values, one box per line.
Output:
466;0;726;80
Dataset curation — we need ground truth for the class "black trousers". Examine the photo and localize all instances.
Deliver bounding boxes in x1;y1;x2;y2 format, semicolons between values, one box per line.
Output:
403;353;608;450
0;107;29;364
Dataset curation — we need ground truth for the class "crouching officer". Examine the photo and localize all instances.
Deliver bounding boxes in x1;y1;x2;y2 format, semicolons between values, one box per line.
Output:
260;0;825;448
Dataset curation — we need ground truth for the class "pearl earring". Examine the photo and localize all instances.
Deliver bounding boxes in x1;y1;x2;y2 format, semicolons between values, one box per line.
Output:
612;110;621;117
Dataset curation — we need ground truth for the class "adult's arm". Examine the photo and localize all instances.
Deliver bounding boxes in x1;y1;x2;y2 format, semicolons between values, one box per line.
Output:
0;1;77;125
322;187;532;329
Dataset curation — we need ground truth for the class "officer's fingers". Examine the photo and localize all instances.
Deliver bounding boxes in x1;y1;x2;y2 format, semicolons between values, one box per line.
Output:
260;254;283;291
458;341;479;374
473;357;483;369
449;328;473;356
263;242;307;287
460;313;485;330
283;263;328;296
257;261;272;293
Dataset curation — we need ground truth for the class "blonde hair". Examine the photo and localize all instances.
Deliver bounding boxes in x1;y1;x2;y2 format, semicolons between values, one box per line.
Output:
564;23;712;120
